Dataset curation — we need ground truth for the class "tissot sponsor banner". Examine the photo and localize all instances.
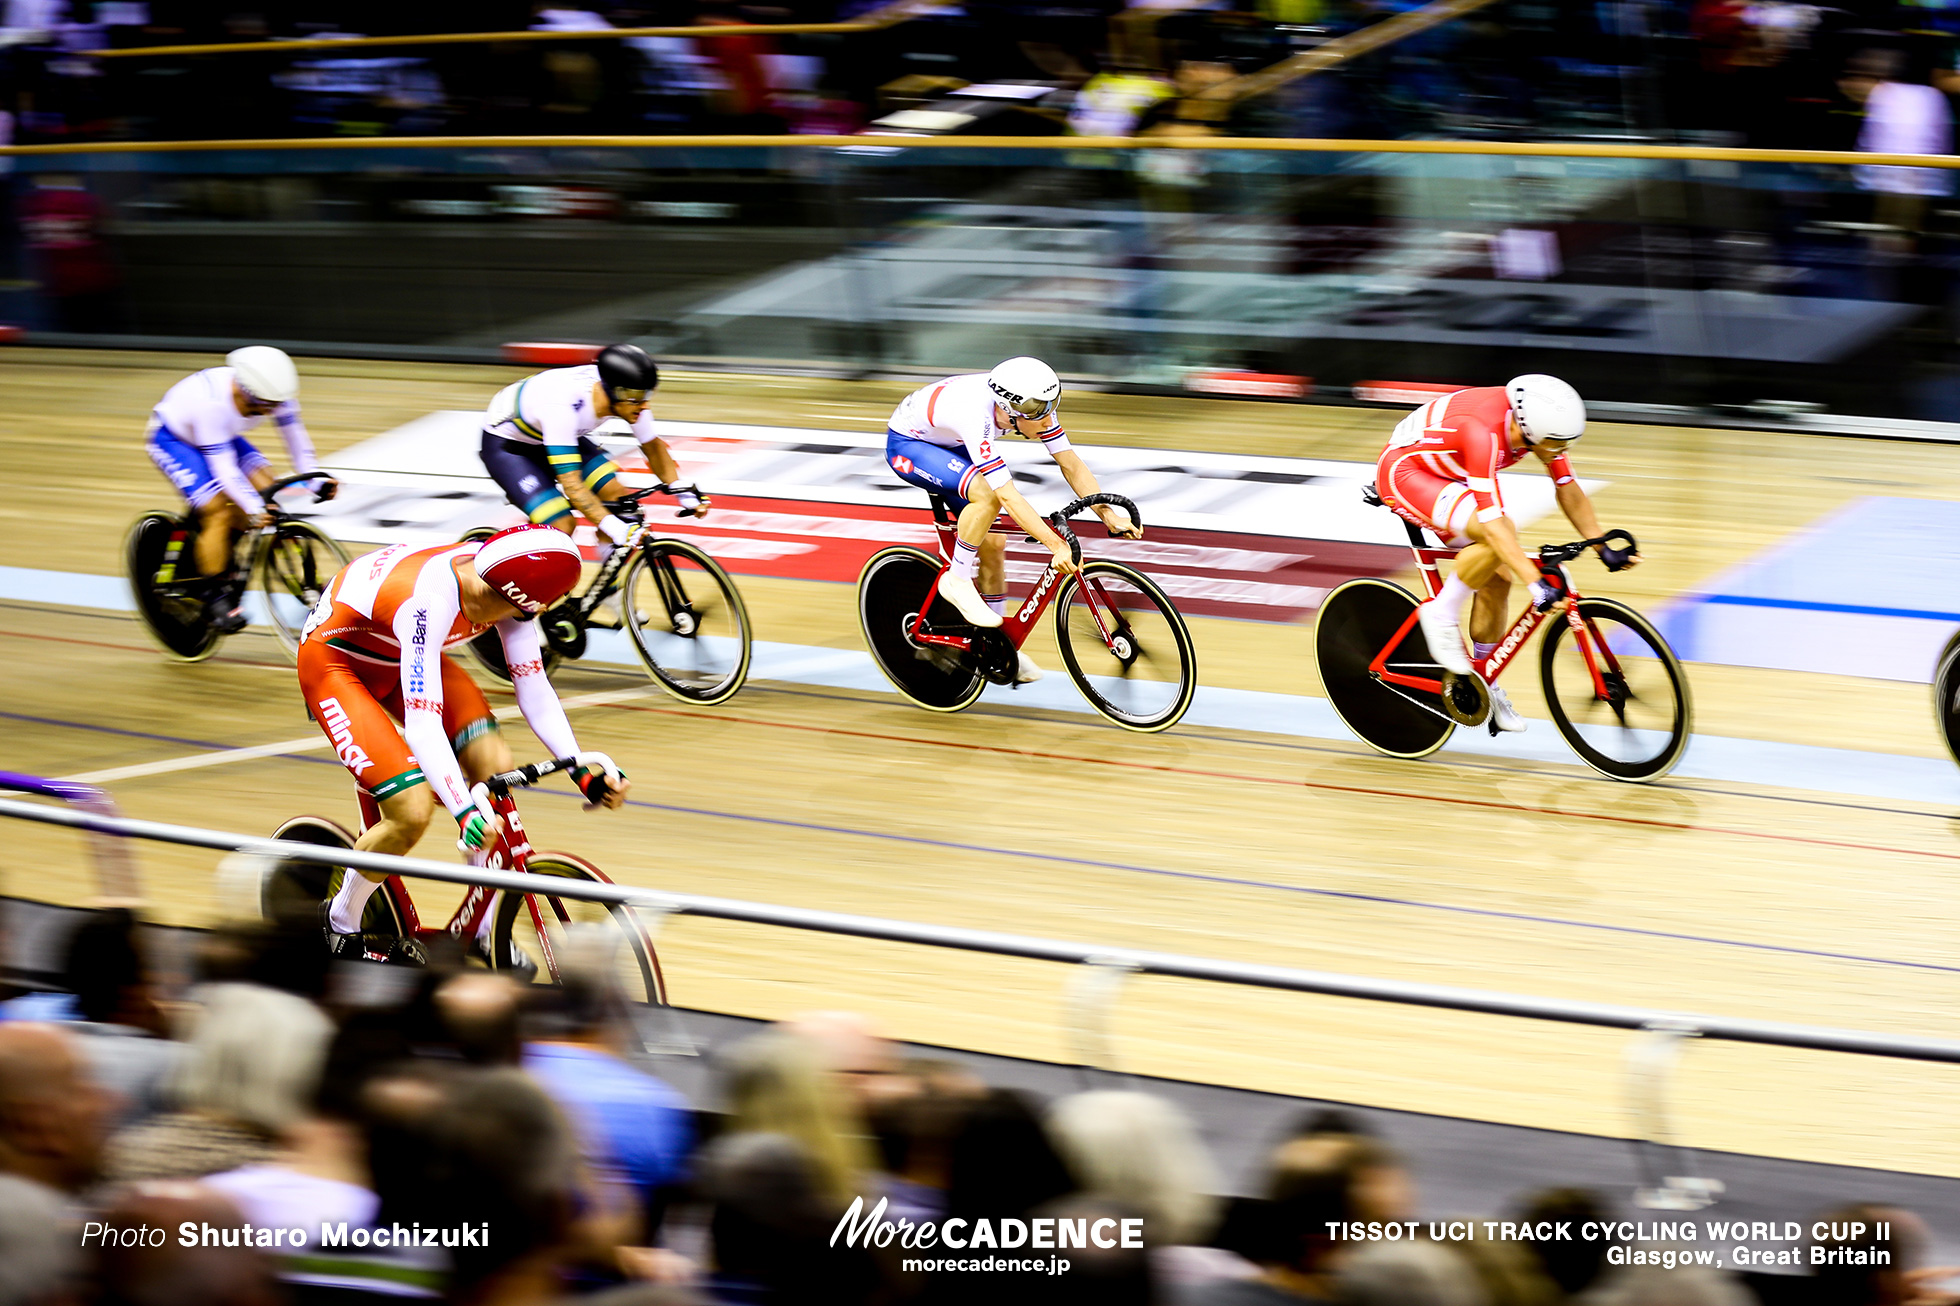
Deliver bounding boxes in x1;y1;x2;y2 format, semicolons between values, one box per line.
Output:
299;414;1592;622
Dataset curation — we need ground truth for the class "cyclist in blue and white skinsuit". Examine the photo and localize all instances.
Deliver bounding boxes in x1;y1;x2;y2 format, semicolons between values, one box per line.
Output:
885;357;1142;683
479;344;708;622
145;346;330;632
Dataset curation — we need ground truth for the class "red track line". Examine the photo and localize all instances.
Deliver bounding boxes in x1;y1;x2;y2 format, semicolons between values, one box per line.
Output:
0;626;288;669
597;700;1960;864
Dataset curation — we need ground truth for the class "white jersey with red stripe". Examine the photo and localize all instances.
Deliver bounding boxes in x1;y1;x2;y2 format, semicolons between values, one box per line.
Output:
888;372;1072;491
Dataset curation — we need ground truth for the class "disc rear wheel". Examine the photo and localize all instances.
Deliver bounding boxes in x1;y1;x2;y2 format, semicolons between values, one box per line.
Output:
261;815;411;940
126;512;222;662
1314;578;1455;759
857;547;984;712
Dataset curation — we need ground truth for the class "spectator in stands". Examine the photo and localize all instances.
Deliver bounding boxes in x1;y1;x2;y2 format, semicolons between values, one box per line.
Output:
1840;48;1953;242
200;1012;405;1275
93;1183;282;1306
784;1009;904;1115
1516;1188;1611;1299
18;173;121;333
1187;1134;1369;1305
364;1065;586;1306
866;1058;983;1223
703;1028;884;1302
0;1173;80;1306
1802;1204;1958;1306
1337;1239;1487;1306
434;970;524;1066
522;930;692;1250
105;983;332;1182
57;907;184;1131
0;1022;109;1198
1048;1090;1249;1293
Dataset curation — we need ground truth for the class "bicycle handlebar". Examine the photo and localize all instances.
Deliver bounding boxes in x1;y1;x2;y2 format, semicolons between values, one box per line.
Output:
1538;530;1636;566
482;752;622;798
1036;494;1143;563
605;482;706;520
263;470;336;512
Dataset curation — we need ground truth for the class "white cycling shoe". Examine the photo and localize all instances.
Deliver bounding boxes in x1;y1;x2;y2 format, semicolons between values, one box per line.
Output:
1016;650;1045;684
938;572;1003;628
1417;600;1473;675
1488;685;1527;733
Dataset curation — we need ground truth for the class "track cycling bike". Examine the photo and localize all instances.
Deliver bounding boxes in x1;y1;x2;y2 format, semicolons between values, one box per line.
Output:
465;484;751;705
126;471;346;661
1934;631;1960;770
858;492;1197;733
1315;493;1690;781
259;754;666;1005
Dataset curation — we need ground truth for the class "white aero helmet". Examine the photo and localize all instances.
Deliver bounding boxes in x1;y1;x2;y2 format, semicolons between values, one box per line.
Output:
1506;374;1585;445
987;356;1062;420
227;346;300;405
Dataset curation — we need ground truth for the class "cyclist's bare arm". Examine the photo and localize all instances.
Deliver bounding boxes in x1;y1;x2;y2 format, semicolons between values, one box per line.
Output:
638;435;709;519
992;479;1076;572
1535;446;1638;568
1051;448;1142;538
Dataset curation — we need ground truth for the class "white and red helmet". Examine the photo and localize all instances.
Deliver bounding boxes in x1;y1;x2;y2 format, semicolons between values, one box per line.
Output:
473;525;581;615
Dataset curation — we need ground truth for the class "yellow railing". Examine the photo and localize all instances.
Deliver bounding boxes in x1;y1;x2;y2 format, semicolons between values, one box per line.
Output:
3;134;1958;169
81;0;939;58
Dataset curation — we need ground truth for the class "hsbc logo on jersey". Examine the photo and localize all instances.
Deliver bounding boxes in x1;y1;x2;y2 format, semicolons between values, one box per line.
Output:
317;697;375;776
890;455;914;476
499;580;544;613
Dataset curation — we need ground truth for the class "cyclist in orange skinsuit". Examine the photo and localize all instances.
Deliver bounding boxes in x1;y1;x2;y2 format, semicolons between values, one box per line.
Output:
296;525;628;959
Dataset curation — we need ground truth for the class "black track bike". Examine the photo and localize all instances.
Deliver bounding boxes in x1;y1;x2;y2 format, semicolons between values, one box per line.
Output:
126;472;345;661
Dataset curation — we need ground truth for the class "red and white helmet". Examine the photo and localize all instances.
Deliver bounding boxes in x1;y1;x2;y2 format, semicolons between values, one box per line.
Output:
473;526;581;615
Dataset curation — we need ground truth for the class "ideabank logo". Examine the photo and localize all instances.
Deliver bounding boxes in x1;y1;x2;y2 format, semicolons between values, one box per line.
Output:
407;612;428;694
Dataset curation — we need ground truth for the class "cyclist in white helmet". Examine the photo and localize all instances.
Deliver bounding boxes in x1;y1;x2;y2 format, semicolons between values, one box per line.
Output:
885;357;1143;682
1373;374;1638;733
144;347;335;632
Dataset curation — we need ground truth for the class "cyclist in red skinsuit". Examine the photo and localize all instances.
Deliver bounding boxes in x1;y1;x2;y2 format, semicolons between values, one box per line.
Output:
1375;376;1638;732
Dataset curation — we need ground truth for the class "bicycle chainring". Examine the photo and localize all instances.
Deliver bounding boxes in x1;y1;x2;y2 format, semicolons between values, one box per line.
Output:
1440;671;1491;726
543;600;587;659
972;628;1019;686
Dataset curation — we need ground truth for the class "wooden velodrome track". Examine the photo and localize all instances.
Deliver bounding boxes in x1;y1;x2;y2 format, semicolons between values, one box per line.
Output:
4;347;1959;1178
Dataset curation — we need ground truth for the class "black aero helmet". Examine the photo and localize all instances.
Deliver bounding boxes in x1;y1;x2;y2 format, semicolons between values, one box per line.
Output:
596;343;659;405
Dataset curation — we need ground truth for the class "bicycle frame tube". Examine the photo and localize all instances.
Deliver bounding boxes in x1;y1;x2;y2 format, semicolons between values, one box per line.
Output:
443;789;547;964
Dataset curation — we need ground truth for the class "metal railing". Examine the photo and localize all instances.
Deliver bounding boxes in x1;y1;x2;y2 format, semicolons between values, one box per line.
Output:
5;793;1958;1066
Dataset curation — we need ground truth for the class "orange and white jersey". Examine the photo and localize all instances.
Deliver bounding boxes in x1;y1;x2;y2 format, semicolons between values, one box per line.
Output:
300;542;577;818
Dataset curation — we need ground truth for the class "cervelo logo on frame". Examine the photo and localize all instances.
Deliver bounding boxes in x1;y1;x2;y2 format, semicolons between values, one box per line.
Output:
317;698;374;776
831;1195;1141;1256
1017;562;1065;621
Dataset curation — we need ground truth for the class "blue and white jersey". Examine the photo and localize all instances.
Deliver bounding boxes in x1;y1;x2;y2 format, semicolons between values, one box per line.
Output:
146;366;315;515
483;364;655;480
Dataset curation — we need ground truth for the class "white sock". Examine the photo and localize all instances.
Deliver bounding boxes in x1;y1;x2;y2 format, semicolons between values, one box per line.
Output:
1473;641;1497;660
952;539;980;580
328;873;381;934
1432;575;1473;622
981;591;1006;616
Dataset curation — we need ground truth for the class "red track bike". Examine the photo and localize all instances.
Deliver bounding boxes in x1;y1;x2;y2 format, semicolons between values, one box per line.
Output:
260;755;665;1004
857;492;1197;732
1315;501;1690;782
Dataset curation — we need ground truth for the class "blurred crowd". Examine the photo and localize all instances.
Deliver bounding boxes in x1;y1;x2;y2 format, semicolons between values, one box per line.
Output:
0;899;1953;1306
6;0;1960;143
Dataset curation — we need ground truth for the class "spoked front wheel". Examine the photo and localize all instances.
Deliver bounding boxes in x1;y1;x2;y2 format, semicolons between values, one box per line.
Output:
1936;630;1960;769
1052;561;1197;732
491;854;666;1006
621;539;752;705
857;547;985;712
126;512;222;662
1539;598;1692;782
1313;578;1455;760
259;521;350;656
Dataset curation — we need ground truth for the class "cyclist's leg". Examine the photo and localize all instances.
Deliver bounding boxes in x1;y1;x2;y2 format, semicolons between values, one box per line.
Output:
147;425;236;577
481;432;574;532
886;432;997;625
299;642;432;930
1384;457;1481;671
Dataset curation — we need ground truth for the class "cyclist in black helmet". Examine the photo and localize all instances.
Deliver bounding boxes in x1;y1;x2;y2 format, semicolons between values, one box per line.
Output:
479;343;709;569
